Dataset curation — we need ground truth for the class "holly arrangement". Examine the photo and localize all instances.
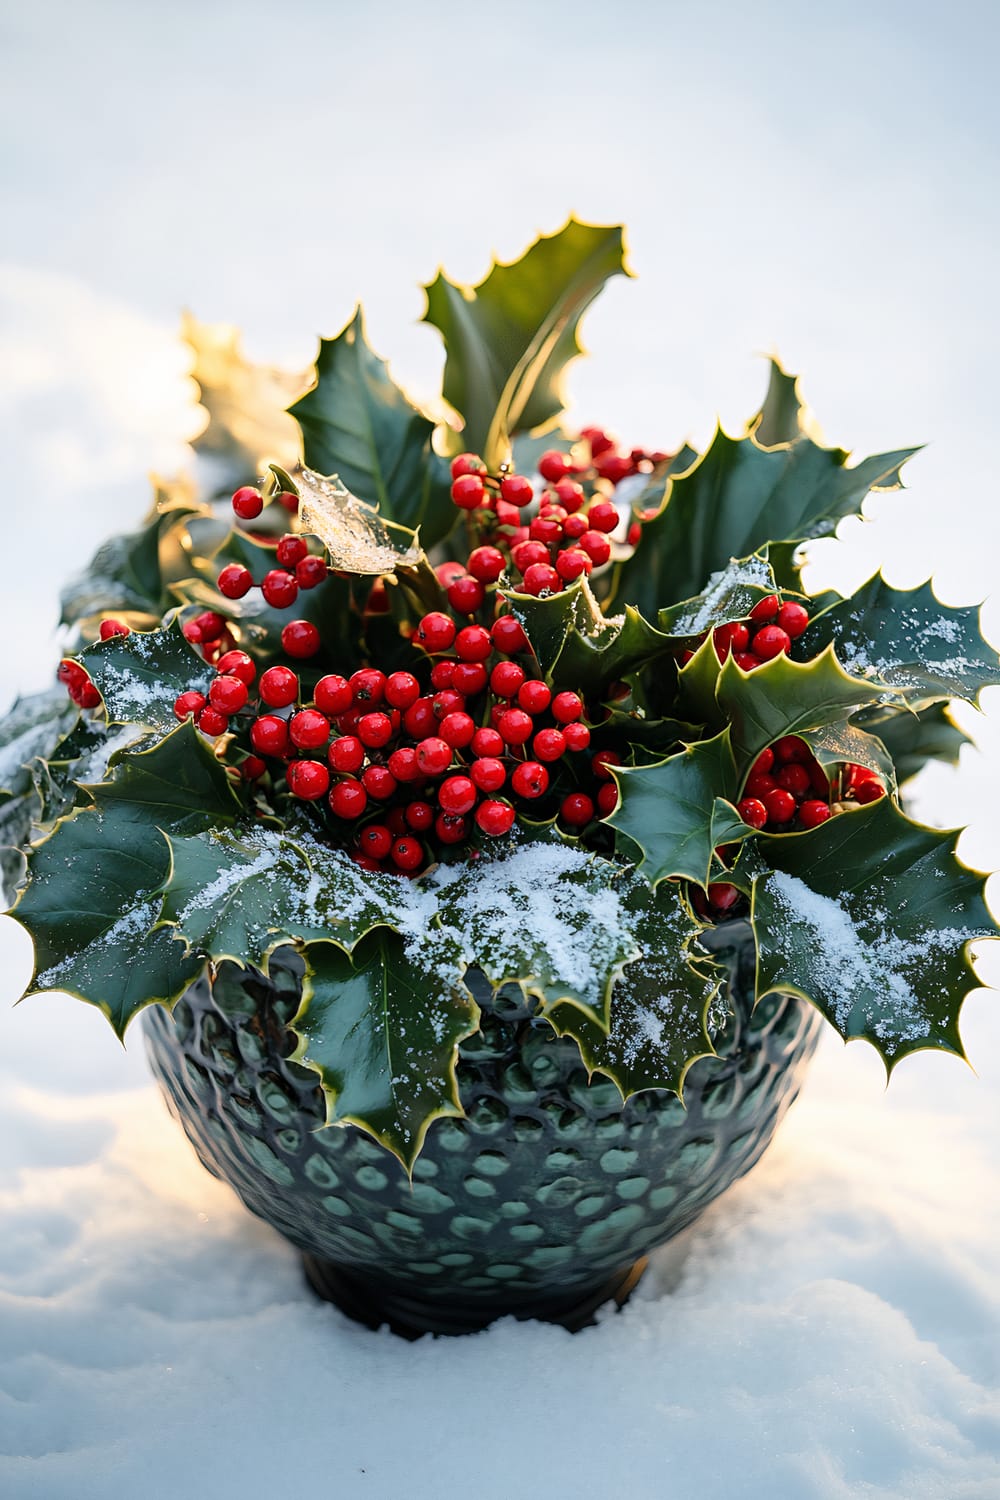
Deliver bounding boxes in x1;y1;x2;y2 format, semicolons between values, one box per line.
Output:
3;219;998;1166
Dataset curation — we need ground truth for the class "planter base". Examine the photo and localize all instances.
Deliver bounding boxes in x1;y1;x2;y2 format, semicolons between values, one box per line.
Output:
302;1251;649;1337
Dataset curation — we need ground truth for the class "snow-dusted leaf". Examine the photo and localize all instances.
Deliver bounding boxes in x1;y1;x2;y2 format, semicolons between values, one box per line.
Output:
605;731;752;889
548;877;723;1099
292;930;477;1168
88;720;243;834
0;688;76;802
429;839;639;1029
12;804;201;1034
657;553;779;637
507;576;674;696
753;798;995;1069
293;466;423;575
78;622;211;732
716;645;887;776
161;826;401;965
799;575;1000;707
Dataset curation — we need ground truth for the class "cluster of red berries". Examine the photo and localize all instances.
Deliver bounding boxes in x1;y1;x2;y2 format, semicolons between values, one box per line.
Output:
736;737;884;834
58;618;130;707
682;593;811;671
214;489;328;618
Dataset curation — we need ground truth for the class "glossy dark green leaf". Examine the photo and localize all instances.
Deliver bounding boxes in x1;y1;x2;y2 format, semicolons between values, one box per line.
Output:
548;878;723;1099
291;930;477;1168
606;731;752;889
862;701;970;786
798;574;1000;707
0;688;76;802
422;219;630;464
79;621;211;732
753;798;995;1068
88;720;243;835
614;426;917;616
750;358;806;448
289;308;456;549
507;577;674;696
716;646;887;776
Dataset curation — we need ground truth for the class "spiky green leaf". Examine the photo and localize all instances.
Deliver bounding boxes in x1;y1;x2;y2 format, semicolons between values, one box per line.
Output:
78;622;211;732
0;689;77;803
506;577;674;696
753;799;994;1068
291;930;477;1168
750;358;807;448
862;702;970;786
657;553;780;637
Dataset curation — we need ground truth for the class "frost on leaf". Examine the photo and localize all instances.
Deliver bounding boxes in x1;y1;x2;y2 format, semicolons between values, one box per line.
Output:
293;466;423;575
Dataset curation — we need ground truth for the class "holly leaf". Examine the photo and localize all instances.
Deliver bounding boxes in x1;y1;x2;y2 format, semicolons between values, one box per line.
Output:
605;731;752;889
430;840;639;1029
289;307;456;549
60;497;203;628
78;621;211;732
507;577;674;696
614;425;917;616
183;313;304;491
798;574;1000;707
861;701;970;786
716;645;887;775
11;802;202;1033
160;826;400;966
88;719;244;833
547;879;723;1099
0;688;77;803
752;798;996;1069
657;553;780;637
422;218;630;465
749;358;811;448
291;930;477;1169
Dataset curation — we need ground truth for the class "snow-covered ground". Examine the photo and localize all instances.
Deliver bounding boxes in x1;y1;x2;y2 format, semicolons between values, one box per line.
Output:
2;3;999;1496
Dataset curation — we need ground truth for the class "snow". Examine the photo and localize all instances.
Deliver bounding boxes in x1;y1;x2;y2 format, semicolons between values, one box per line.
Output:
3;3;1000;1495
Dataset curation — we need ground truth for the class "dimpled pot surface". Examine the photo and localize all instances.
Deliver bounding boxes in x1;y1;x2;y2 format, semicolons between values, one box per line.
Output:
143;924;822;1335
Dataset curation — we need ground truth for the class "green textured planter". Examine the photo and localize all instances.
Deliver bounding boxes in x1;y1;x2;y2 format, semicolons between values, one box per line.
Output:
143;922;821;1336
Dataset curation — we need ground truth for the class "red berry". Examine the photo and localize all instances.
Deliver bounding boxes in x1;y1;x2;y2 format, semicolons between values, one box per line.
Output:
745;770;777;798
430;661;456;690
415;736;452;776
451;453;486;480
475;800;515;837
173;690;207;720
314;675;353;715
752;625;791;660
216;650;256;685
500;474;534;508
351;669;387;705
562;722;591;752
854;779;885;804
386;808;408;835
497;708;533;746
232;486;263;519
597;782;619;816
329;735;365;773
403;697;436;739
470;757;506;793
560;792;595;828
276;534;308;568
539;451;571;483
777;601;810;639
551;691;584;724
750;594;780;623
439;711;475;748
447;575;485;614
736;797;768;830
776;763;811;797
262;570;298;609
491;616;529;655
707;883;740;912
77;681;102;709
594;453;633;484
734;651;761;671
713;622;750;661
471;726;504;758
529;514;564;547
578;531;611;566
763;788;797;824
296;555;328;590
197;706;229;737
383;671;419;710
563;513;589;539
362;765;397;801
259;665;299;708
432;689;465;720
439;775;477;815
455;625;492;662
511;761;549;799
99;618;129;640
290;708;331;750
359;824;393;860
521;563;562;597
277;491;299;514
774;736;809;764
451;474;487;510
405;800;434;831
586;500;618;533
209;674;248;714
491;661;525;698
415;612;457;652
554;478;585;512
451;662;487;696
556;548;592;582
592;750;622;781
251;715;289;756
241;755;267;781
387;747;419;782
467;546;505;584
391;836;424;872
799;799;832;828
281;620;320;658
517;679;551;715
753;748;775;773
329;779;368;819
512;540;550;573
533;728;566;762
193;611;225;642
